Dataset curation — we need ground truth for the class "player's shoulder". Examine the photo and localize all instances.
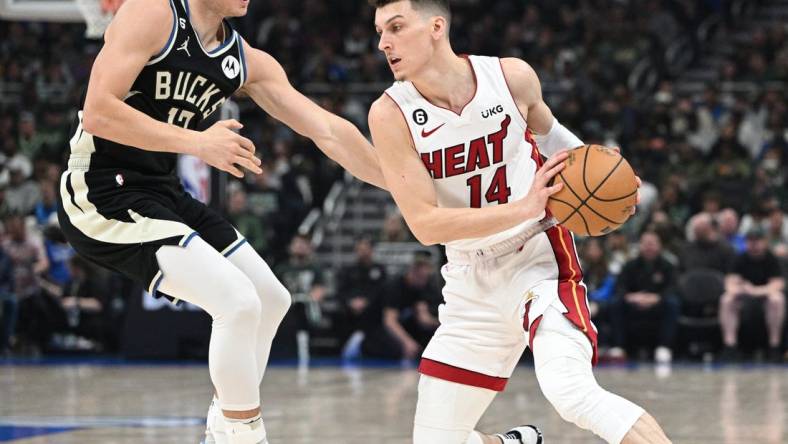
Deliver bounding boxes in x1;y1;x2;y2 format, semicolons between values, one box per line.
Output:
368;93;412;141
499;57;538;83
369;93;403;125
499;57;541;103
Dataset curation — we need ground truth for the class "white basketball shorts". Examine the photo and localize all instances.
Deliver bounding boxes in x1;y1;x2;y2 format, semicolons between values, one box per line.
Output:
419;224;598;391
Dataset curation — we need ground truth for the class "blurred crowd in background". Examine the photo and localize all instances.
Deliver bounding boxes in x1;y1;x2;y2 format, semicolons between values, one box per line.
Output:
0;0;785;364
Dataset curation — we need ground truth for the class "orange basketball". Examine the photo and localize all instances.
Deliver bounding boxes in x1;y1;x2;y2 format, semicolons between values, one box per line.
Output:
546;145;638;237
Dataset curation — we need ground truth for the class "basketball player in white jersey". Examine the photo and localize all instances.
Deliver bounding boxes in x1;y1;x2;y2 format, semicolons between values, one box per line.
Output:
59;0;385;443
367;1;672;443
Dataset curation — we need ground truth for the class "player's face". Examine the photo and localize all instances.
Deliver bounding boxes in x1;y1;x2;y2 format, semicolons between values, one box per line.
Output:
374;2;436;81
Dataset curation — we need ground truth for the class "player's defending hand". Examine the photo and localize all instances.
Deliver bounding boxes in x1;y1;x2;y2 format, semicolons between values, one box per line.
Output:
519;151;568;219
197;120;263;178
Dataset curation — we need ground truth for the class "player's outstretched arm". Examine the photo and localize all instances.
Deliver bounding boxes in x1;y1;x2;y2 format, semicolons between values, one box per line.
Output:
239;40;387;190
81;0;261;178
368;95;567;246
500;58;584;156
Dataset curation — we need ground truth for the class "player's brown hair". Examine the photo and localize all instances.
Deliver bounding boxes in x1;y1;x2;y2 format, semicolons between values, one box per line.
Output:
368;0;451;22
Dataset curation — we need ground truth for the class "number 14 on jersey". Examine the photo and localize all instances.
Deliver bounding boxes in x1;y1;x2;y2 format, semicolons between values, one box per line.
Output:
466;165;511;208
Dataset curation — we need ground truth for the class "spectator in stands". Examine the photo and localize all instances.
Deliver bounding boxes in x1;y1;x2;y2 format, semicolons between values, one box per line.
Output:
0;244;15;355
33;180;58;227
718;208;746;253
380;211;413;243
0;180;9;227
756;144;785;195
719;228;786;362
3;215;47;299
36;109;68;157
225;182;270;256
276;234;326;307
578;238;615;347
765;207;788;257
35;59;74;105
275;234;327;351
363;253;439;360
681;212;735;273
3;214;49;353
657;183;690;230
740;194;781;235
699;190;723;217
605;230;633;275
642;210;683;263
4;156;40;216
52;256;107;351
17;111;46;160
708;122;750;163
610;231;680;363
336;236;386;356
41;225;73;288
694;87;730;154
243;166;287;259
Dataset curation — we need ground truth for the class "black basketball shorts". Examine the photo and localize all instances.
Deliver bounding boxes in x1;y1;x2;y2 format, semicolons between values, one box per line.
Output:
57;168;247;297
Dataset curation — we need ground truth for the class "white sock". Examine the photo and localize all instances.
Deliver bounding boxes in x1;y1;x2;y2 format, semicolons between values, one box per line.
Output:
207;397;225;433
223;415;266;444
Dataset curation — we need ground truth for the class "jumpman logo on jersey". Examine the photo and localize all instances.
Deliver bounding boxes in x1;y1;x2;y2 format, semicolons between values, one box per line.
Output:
177;36;191;57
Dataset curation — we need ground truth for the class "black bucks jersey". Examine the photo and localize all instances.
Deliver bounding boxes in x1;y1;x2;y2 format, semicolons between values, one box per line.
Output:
69;0;247;177
58;0;250;297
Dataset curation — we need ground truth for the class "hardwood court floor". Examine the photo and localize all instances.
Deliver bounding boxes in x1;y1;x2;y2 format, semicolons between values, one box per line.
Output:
1;362;786;443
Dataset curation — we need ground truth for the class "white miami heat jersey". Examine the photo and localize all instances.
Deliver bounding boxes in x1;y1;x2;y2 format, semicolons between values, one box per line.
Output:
385;55;545;251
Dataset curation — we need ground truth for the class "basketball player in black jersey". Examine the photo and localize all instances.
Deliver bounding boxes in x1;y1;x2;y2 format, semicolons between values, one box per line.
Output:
56;0;386;443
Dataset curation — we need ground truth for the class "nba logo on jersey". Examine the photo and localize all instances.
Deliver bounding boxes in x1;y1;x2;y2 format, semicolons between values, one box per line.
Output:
115;173;124;187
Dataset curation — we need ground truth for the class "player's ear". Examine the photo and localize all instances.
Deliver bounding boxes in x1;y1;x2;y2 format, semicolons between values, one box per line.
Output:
430;16;448;40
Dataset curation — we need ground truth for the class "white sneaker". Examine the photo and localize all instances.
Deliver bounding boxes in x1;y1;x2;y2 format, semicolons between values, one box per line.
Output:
497;425;544;444
203;397;227;444
654;346;672;364
224;416;267;444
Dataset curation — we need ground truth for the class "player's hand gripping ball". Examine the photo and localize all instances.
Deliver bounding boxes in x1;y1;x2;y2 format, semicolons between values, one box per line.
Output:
546;145;638;236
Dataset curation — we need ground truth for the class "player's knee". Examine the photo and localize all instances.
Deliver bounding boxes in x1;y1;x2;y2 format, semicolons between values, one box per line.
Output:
219;277;262;325
536;358;600;426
